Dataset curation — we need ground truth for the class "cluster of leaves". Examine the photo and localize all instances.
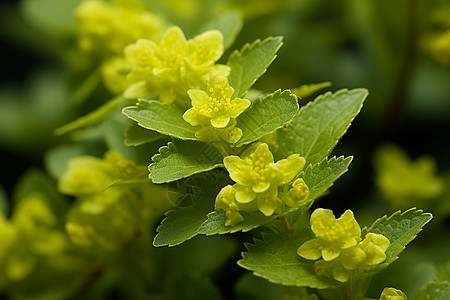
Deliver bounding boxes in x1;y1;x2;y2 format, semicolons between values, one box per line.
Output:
1;0;450;300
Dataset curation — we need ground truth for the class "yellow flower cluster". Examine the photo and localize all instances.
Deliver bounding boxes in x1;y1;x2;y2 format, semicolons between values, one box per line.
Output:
119;26;229;106
374;145;444;210
58;150;175;247
58;150;174;214
0;195;66;285
297;208;390;282
75;0;165;55
183;71;251;143
216;143;309;226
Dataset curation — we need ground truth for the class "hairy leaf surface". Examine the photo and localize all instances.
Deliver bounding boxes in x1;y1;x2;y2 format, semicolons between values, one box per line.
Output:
276;89;367;165
362;208;433;275
235;90;298;147
228;37;283;98
122;99;198;140
298;156;353;201
125;123;166;146
149;140;224;184
237;213;339;289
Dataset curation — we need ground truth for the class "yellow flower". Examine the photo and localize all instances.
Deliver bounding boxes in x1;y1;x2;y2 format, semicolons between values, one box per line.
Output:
75;0;165;55
58;150;148;197
339;233;389;270
183;72;251;128
124;26;230;106
297;209;361;261
358;233;390;266
225;143;305;201
379;287;407;300
374;144;444;210
297;209;390;282
101;57;132;95
216;143;306;225
215;185;245;226
314;259;350;283
283;178;310;207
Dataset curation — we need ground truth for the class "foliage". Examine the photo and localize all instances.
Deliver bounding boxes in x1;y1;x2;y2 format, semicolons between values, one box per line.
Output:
1;0;450;299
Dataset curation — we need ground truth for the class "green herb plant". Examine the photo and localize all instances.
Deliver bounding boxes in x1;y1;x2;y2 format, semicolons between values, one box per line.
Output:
0;1;445;299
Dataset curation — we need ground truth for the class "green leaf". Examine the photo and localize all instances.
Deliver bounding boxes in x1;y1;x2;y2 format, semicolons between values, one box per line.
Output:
149;140;224;184
198;200;312;236
412;281;450;300
235;89;299;147
54;96;125;136
45;144;94;179
198;210;274;235
291;82;332;99
228;36;283;98
276;89;368;165
298;156;353;202
125;122;166;146
153;173;230;247
103;109;165;165
20;0;80;36
198;11;243;51
166;273;224;300
362;208;433;275
122;99;198;140
237;214;339;289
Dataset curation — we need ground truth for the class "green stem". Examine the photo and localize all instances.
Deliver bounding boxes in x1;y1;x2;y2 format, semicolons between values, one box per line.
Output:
213;141;238;157
70;67;102;106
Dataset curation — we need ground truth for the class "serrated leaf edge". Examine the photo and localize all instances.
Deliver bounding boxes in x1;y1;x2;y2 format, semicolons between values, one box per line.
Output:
228;36;284;98
148;142;224;184
234;89;299;147
292;88;368;162
237;232;338;289
153;208;201;247
122;100;199;141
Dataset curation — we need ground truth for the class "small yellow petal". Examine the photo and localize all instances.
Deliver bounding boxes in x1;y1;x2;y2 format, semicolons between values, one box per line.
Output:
235;184;257;203
297;239;323;260
188;30;224;65
183;108;203;126
210;115;230;128
272;154;306;185
227;98;251;118
252;181;271;193
187;89;210;107
322;248;341;261
160;26;188;56
256;187;281;216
